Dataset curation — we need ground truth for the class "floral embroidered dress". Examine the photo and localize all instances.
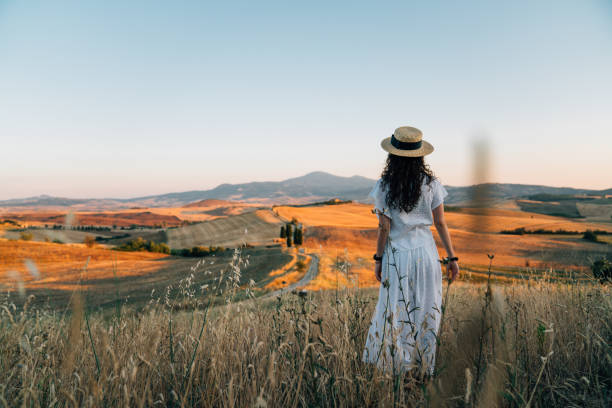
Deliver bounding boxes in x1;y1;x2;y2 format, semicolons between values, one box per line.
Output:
362;177;448;375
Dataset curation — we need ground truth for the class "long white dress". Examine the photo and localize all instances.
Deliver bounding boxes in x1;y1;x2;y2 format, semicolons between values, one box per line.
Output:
362;177;448;376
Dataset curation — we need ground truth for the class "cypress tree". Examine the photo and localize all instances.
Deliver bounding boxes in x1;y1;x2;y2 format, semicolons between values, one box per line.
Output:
285;223;293;240
286;234;293;247
280;225;286;238
294;226;303;245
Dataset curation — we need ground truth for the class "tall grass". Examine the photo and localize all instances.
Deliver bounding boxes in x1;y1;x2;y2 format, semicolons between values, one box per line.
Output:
0;254;609;407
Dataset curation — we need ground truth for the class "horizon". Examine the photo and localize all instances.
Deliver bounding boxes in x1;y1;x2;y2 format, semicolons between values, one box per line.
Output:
2;1;612;199
2;170;610;202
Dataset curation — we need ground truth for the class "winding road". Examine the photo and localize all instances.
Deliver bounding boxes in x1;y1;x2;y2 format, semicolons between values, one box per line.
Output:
262;254;319;298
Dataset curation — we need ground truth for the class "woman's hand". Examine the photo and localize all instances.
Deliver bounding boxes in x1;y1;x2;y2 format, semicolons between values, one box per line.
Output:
447;260;460;282
375;262;382;282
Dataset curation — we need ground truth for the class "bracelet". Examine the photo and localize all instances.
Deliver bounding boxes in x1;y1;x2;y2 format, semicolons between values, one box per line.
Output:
373;254;383;261
439;256;459;264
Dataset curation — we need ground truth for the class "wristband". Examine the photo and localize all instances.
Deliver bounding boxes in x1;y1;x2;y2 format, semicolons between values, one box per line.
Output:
373;254;383;262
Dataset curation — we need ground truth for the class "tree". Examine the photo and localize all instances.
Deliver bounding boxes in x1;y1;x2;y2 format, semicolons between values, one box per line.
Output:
286;233;293;247
285;223;293;240
280;225;286;238
294;226;303;245
583;230;599;243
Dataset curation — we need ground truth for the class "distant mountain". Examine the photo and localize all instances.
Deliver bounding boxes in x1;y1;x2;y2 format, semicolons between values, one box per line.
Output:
131;172;377;206
0;195;91;207
0;172;610;208
443;184;612;206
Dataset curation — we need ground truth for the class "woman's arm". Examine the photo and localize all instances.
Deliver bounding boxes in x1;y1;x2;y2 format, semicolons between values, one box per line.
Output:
432;204;460;281
374;213;391;282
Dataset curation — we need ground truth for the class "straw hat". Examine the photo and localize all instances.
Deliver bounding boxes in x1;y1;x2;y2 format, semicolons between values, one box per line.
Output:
380;126;434;157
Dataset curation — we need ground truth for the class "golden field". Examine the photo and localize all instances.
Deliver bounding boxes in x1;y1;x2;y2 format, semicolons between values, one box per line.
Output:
0;200;610;406
275;203;611;290
0;240;172;291
2;200;610;298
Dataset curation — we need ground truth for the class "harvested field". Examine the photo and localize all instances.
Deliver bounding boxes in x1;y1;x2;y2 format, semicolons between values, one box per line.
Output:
183;199;235;207
1;211;182;227
2;228;124;244
165;210;282;249
576;202;612;220
517;199;582;218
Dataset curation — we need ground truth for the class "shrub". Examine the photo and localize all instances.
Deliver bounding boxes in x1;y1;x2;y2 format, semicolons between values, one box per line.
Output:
19;231;33;241
502;227;525;235
170;246;225;257
84;235;96;248
116;237;170;254
592;257;612;283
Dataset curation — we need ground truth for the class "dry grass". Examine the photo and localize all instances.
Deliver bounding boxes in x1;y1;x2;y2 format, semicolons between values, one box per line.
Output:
274;203;612;234
0;263;609;407
275;203;377;228
0;240;171;286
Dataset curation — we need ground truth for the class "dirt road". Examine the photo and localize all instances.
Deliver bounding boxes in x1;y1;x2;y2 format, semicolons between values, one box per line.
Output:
263;254;319;298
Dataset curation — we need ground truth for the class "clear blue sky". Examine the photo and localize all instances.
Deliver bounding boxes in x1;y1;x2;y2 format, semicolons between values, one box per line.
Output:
1;0;611;199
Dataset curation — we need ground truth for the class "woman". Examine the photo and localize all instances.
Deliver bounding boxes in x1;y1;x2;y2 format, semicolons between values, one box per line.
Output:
362;126;459;377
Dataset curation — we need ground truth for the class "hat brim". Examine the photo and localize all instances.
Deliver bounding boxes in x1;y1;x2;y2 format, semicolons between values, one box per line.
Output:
380;137;434;157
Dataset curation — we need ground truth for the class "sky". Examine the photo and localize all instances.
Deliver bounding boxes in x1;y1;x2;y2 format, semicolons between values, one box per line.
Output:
1;0;611;199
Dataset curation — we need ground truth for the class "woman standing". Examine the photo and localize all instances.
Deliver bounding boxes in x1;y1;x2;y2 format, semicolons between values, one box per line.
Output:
362;126;459;377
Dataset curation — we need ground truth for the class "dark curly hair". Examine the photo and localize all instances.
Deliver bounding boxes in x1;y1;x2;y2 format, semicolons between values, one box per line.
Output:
380;154;435;213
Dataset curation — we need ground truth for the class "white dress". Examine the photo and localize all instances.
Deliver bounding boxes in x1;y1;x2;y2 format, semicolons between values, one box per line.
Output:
362;177;448;375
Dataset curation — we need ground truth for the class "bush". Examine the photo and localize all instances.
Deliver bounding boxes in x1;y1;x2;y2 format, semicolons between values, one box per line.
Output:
501;227;526;235
592;257;612;283
84;235;96;248
19;231;33;241
170;246;225;257
116;237;170;254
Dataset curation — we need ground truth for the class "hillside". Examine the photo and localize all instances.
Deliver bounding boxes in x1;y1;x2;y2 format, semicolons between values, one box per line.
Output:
1;172;610;209
130;171;376;206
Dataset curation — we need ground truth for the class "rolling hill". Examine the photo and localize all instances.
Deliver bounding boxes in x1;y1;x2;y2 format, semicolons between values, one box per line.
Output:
1;172;610;209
